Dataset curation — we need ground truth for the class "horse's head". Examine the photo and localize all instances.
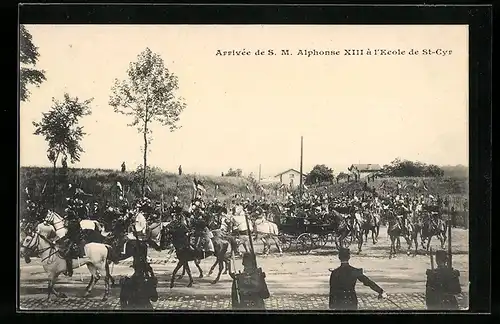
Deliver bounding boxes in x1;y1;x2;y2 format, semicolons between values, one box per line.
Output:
20;232;39;264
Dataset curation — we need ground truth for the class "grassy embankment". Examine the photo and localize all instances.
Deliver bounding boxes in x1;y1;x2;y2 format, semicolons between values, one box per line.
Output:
20;166;257;215
19;167;469;227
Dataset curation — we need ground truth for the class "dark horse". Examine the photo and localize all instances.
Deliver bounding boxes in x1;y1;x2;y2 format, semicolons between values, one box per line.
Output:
330;209;354;249
357;211;380;253
100;212;158;286
162;221;232;288
386;213;412;259
420;214;447;252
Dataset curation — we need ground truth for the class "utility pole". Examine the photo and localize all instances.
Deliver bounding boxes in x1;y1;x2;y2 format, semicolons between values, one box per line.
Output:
258;164;262;183
299;136;304;200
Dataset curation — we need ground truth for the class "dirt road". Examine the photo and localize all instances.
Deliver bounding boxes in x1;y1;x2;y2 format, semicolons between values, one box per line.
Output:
19;226;469;310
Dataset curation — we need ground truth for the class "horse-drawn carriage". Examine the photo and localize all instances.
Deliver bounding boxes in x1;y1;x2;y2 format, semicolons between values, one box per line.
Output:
277;215;336;255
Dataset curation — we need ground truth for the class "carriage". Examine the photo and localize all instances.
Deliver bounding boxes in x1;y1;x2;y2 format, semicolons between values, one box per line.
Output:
277;215;336;255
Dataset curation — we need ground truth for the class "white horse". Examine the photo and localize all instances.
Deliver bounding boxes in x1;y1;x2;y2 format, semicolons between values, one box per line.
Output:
253;215;282;256
20;224;113;301
37;210;115;300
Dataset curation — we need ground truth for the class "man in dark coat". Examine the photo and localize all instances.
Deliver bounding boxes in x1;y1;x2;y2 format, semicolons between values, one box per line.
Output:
120;257;158;310
230;252;270;309
329;248;386;310
425;250;462;310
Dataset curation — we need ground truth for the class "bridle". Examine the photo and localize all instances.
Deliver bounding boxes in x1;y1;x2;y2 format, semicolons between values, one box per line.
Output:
45;210;67;232
21;232;58;262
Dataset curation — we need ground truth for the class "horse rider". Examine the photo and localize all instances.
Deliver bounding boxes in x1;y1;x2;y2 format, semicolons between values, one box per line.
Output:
328;248;386;310
61;195;86;277
120;256;158;310
191;208;215;257
129;198;149;241
284;195;296;217
230;252;270;309
425;250;462;310
80;204;105;254
169;196;183;219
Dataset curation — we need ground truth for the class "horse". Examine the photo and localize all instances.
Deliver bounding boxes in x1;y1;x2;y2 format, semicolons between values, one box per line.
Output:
407;212;422;257
43;209;151;287
20;224;113;301
356;211;379;253
386;214;412;259
360;210;380;243
330;209;355;248
253;215;283;256
162;220;231;288
420;213;447;252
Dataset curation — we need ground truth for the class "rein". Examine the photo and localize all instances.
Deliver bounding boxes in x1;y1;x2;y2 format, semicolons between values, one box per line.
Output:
22;232;60;262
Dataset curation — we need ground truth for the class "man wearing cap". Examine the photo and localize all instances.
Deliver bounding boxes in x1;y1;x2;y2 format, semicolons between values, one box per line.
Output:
230;252;270;309
425;250;461;310
329;248;386;310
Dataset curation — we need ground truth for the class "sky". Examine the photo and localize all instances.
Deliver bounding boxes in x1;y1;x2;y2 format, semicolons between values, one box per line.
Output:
19;25;469;178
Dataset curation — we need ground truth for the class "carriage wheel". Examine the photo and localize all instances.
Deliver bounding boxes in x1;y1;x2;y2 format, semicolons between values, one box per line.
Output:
318;234;329;247
278;235;292;252
296;233;313;255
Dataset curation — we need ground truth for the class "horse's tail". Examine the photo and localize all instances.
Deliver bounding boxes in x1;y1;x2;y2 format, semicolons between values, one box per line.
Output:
105;245;119;264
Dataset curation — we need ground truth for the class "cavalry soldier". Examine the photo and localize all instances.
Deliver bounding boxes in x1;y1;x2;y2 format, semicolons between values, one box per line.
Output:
284;195;296;217
170;196;183;218
328;248;386;310
192;213;215;257
62;195;85;277
425;250;461;310
230;252;270;309
120;256;158;310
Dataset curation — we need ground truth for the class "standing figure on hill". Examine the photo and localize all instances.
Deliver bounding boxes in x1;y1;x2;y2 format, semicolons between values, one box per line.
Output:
425;250;461;310
61;155;68;171
328;248;386;310
178;165;182;176
121;161;126;173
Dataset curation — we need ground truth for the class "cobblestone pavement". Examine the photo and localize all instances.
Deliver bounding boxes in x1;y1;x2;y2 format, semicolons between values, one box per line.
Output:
19;293;469;311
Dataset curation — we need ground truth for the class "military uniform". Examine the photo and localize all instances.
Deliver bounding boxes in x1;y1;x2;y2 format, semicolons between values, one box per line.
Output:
329;248;384;310
231;253;270;309
120;271;158;310
425;251;461;310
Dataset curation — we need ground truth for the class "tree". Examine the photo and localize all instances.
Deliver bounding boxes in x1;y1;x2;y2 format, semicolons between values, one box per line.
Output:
226;168;243;177
109;48;186;196
33;93;93;207
20;25;46;102
336;172;349;183
381;157;444;177
305;164;334;185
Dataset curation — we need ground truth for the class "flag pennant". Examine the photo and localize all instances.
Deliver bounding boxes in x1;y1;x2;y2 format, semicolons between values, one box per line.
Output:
41;182;47;194
215;184;219;190
146;185;152;193
246;185;251;193
197;183;207;192
116;181;123;191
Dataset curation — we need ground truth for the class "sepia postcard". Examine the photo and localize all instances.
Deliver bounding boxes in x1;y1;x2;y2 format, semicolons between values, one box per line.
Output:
19;24;469;312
